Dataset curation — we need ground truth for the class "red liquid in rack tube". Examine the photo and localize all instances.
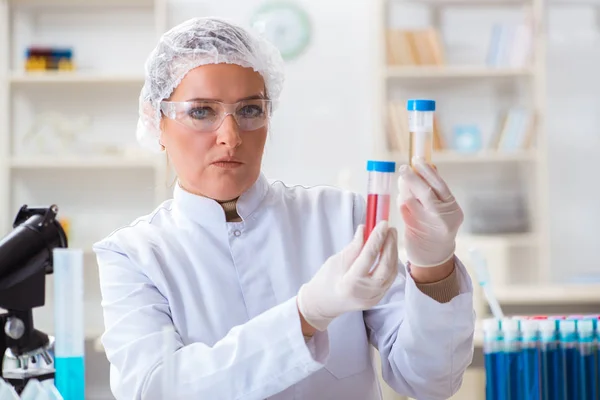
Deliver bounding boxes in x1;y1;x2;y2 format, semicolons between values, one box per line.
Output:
364;193;391;242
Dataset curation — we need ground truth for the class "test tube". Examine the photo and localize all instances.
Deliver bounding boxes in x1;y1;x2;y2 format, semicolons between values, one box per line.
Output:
577;319;596;400
483;318;503;400
559;320;578;400
539;319;561;400
364;160;396;242
53;249;85;400
520;319;541;400
501;318;522;400
407;99;435;168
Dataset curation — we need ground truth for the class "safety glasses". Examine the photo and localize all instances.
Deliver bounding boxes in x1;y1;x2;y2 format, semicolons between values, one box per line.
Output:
160;99;273;133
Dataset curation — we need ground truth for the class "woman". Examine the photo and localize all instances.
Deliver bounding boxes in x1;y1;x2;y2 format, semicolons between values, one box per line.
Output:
94;17;475;400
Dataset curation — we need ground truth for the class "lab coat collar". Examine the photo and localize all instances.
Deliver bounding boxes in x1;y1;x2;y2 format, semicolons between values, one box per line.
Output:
173;173;270;226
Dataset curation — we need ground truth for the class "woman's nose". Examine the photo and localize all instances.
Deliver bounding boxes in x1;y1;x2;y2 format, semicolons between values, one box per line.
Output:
216;115;242;149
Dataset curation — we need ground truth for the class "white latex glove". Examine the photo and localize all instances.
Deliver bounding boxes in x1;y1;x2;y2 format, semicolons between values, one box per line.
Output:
297;222;398;331
397;159;464;268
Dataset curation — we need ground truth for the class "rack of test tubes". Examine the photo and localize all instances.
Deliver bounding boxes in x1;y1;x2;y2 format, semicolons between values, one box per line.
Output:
483;315;600;400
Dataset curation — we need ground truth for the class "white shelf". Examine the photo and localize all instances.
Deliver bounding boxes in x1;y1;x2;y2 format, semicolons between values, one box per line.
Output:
386;66;534;79
9;71;145;84
494;284;600;305
9;155;158;169
392;150;538;164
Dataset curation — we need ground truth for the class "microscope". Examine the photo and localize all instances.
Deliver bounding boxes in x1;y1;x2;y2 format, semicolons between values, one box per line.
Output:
0;205;68;394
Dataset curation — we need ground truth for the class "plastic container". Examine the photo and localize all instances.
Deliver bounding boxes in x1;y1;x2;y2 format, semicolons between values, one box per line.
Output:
53;249;85;400
364;160;396;242
407;99;435;167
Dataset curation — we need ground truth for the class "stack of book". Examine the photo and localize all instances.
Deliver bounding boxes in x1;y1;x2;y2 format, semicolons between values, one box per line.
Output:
491;108;537;151
386;28;445;66
486;23;533;68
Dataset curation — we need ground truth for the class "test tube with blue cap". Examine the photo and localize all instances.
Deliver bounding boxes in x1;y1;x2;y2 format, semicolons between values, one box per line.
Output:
501;318;522;400
577;319;596;400
539;319;562;400
53;249;85;400
483;318;503;400
558;319;578;400
520;319;541;400
407;99;435;168
364;160;395;242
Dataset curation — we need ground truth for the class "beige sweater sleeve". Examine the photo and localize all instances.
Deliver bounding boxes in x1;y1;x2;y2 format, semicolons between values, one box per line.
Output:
414;268;461;304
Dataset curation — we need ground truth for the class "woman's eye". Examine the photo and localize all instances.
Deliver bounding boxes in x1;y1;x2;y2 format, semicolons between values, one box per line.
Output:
238;105;264;118
188;107;215;120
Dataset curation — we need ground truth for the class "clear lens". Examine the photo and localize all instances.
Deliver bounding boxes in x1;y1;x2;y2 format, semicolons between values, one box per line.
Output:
161;99;271;132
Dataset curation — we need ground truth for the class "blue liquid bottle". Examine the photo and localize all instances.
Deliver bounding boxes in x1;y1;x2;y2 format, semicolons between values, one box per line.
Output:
483;318;503;400
539;319;563;400
559;320;578;400
521;319;541;400
577;319;597;400
502;318;523;400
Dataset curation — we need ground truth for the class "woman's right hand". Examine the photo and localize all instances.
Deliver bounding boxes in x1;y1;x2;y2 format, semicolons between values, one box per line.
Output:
297;222;398;332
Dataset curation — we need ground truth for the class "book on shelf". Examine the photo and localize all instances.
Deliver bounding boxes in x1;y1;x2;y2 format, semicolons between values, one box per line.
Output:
386;101;445;155
486;22;533;68
490;108;537;151
386;28;445;66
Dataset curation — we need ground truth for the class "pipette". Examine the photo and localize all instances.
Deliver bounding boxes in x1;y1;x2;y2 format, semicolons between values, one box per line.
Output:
468;247;504;320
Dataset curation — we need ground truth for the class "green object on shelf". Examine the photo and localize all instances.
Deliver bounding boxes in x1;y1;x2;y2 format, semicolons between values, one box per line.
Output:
250;1;312;61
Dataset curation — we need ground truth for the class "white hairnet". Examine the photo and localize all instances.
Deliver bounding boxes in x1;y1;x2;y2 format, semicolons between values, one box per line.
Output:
136;17;285;153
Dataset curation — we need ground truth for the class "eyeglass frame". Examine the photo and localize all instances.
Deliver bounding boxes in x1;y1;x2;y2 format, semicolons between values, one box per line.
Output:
159;98;275;133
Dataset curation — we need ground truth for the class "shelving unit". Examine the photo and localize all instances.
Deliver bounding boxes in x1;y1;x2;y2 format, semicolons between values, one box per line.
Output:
377;0;550;288
0;0;170;347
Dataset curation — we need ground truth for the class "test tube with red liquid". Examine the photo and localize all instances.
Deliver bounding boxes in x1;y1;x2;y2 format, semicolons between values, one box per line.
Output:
364;160;396;242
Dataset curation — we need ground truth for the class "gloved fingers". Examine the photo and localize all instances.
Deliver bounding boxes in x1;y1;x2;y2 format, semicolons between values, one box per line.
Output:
412;158;453;202
370;227;399;282
398;165;439;210
349;221;389;276
399;195;431;226
339;224;366;268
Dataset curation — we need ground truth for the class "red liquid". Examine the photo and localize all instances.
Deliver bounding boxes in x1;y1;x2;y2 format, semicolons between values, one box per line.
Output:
364;193;391;242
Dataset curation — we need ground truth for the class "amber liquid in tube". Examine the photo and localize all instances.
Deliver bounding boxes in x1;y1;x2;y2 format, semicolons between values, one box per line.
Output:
409;130;433;168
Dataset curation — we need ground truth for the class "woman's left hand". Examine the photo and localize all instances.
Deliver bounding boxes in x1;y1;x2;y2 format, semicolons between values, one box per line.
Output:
397;158;464;269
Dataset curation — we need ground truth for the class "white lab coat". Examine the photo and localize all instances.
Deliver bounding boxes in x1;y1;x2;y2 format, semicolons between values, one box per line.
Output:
93;173;475;400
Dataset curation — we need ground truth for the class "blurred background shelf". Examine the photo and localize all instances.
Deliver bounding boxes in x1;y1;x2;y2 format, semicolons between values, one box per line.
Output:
9;71;146;84
386;65;534;79
392;150;538;163
8;155;159;169
494;284;600;305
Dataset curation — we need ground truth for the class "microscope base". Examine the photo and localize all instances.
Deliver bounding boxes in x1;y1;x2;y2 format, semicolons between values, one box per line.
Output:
3;369;55;394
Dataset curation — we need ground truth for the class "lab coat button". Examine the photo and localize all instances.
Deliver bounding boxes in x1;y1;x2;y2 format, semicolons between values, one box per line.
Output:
233;230;241;237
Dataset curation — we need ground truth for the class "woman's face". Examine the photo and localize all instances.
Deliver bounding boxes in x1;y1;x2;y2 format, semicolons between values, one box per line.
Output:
161;63;269;201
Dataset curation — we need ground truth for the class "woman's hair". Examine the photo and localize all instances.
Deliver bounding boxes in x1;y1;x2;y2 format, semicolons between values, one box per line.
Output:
136;17;285;153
